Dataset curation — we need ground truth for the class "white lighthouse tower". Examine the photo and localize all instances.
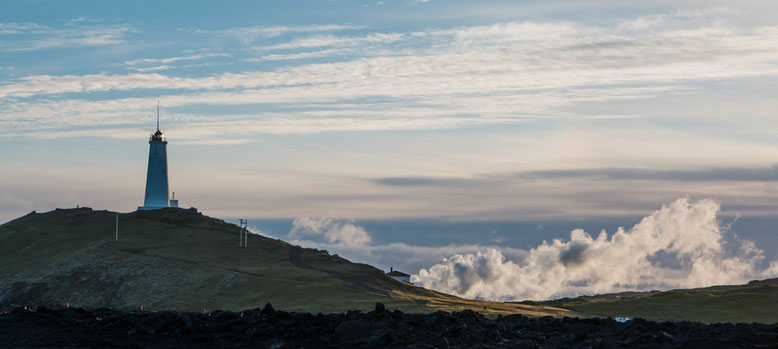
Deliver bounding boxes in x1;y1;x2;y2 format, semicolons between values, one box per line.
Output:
138;103;170;210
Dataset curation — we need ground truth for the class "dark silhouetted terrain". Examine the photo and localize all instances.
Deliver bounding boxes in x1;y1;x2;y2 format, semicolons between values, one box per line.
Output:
2;303;776;348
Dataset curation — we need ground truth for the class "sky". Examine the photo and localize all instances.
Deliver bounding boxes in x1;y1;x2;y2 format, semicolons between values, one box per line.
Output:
2;0;778;300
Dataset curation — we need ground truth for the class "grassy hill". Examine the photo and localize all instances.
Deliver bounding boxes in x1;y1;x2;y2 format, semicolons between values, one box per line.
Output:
0;207;572;317
534;279;778;323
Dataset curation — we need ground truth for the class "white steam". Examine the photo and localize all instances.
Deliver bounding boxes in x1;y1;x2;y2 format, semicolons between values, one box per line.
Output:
284;198;778;301
412;198;778;301
289;217;371;247
286;217;527;275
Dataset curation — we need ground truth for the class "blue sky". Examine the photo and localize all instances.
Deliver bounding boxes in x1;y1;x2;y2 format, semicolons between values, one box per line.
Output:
3;0;778;299
3;0;778;221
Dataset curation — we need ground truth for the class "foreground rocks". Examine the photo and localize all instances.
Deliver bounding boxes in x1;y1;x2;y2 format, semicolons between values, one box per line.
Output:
1;303;776;348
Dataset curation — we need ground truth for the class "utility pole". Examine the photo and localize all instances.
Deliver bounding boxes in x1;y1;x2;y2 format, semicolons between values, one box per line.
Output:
239;219;247;248
115;213;119;241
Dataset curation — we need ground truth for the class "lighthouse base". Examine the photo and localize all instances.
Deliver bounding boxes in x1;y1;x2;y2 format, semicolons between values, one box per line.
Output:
137;205;168;211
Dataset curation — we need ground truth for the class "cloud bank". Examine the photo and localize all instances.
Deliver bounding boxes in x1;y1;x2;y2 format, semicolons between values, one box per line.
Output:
371;164;778;188
412;198;778;301
520;165;778;182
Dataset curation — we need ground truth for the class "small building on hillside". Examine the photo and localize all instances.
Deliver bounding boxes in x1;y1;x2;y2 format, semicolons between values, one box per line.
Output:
386;267;411;283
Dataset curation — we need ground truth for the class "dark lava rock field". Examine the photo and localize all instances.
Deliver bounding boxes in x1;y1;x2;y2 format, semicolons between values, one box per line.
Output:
1;303;776;348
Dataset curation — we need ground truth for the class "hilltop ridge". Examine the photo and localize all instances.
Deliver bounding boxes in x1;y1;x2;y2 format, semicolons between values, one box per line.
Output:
0;207;571;317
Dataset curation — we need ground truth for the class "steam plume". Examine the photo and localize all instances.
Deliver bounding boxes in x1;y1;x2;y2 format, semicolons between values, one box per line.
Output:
412;198;778;301
289;217;371;247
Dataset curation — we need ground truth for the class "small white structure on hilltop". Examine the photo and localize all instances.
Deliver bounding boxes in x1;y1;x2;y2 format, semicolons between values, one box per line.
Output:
386;267;411;283
138;103;177;211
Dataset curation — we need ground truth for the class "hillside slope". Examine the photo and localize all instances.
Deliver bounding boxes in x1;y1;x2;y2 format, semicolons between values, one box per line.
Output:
0;207;571;317
537;278;778;323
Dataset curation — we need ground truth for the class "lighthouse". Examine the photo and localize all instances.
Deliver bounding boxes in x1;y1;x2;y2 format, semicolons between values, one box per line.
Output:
138;103;170;210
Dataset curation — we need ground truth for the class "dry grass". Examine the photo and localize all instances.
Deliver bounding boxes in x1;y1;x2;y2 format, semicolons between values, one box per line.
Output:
539;280;778;323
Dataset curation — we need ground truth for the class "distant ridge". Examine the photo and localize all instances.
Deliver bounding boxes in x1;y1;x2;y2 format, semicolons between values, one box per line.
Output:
534;278;778;323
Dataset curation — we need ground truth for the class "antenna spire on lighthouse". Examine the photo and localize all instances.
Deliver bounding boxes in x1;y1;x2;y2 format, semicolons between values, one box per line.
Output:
156;100;160;132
